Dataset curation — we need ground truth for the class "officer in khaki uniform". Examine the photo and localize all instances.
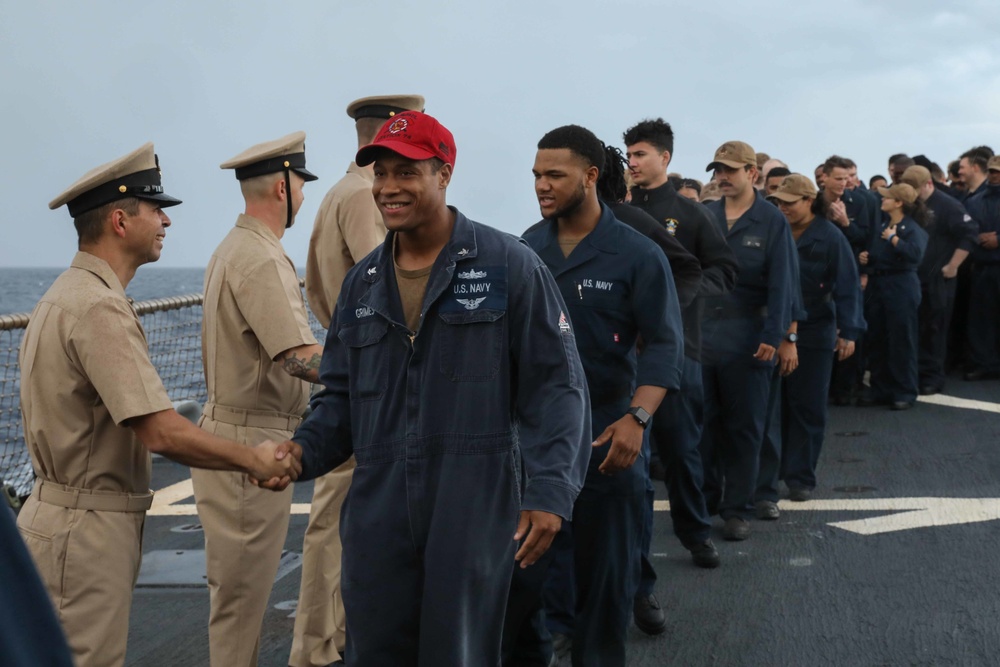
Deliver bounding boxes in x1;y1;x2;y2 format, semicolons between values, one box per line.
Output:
294;93;424;667
193;132;324;667
17;143;301;667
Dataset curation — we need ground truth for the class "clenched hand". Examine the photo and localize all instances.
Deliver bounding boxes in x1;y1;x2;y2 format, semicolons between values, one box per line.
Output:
249;440;303;491
513;510;562;568
834;337;856;361
592;415;645;475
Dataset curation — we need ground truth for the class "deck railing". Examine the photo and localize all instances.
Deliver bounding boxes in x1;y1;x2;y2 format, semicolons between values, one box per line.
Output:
0;289;327;498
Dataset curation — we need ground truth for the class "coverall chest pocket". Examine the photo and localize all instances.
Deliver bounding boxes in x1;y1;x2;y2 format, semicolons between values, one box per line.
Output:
577;289;627;312
737;235;767;284
438;309;506;381
575;289;630;357
338;320;389;401
802;241;832;283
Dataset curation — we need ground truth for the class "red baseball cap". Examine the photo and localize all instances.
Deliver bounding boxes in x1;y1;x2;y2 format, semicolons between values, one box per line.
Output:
356;111;456;168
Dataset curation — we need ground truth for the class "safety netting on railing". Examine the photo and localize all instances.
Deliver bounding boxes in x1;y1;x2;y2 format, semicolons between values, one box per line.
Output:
0;290;327;498
0;314;31;497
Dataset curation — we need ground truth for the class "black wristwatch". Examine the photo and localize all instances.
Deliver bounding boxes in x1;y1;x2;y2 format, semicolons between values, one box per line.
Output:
784;332;799;343
626;406;651;429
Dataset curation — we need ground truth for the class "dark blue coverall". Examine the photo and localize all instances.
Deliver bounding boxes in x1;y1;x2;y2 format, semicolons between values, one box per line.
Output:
0;506;74;667
917;189;979;391
292;208;591;667
866;216;929;403
518;200;701;653
964;182;1000;374
702;192;799;520
628;182;738;591
521;204;684;667
829;187;878;402
756;217;865;498
950;180;990;368
756;263;805;506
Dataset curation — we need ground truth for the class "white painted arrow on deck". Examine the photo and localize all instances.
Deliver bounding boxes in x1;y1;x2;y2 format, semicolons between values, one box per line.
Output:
654;497;1000;535
148;479;312;517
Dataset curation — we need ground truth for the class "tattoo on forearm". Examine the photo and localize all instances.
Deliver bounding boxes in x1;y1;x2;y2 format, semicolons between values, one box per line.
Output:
282;353;322;380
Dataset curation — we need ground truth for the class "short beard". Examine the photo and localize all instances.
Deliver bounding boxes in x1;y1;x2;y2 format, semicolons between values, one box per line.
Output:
548;182;587;220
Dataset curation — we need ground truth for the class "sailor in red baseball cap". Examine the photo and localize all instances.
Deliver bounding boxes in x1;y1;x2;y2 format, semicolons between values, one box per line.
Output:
280;111;590;665
353;111;457;236
355;110;456;168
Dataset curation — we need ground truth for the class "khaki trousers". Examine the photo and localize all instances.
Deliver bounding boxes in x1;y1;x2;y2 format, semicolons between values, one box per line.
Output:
288;456;355;667
16;487;145;667
192;419;294;667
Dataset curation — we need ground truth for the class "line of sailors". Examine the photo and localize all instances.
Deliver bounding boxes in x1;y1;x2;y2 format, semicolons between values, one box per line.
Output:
7;101;998;667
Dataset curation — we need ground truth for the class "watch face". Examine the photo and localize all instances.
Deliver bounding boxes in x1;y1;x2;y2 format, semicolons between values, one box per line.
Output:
629;407;650;425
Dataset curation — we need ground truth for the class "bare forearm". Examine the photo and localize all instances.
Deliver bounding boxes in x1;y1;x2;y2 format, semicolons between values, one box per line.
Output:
631;385;667;416
946;248;970;269
131;410;255;473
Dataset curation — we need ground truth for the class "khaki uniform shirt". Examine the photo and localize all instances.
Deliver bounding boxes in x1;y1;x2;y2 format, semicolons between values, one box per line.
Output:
18;252;173;494
304;163;386;328
202;214;316;418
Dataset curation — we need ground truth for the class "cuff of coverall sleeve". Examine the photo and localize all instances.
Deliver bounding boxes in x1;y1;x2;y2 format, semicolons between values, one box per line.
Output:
634;372;681;394
957;239;978;253
291;438;320;482
762;332;784;349
521;480;580;522
838;327;864;342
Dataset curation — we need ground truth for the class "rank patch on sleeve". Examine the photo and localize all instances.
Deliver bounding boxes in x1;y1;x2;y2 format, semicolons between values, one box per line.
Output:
559;311;572;334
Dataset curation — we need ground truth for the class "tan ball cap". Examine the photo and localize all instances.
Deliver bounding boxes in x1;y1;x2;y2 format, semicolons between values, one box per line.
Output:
878;183;918;204
988;155;1000;172
49;143;182;217
900;165;932;190
767;174;818;202
220;131;318;182
346;94;426;120
706;141;757;171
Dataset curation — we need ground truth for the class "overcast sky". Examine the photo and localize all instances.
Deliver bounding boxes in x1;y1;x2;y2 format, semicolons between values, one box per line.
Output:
2;0;999;269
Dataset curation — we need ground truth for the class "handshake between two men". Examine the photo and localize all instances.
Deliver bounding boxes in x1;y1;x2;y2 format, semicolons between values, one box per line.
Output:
249;440;305;491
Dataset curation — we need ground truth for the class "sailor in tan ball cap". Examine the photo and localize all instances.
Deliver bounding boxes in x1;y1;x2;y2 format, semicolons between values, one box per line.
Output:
701;139;801;541
293;94;423;667
195;131;323;667
18;143;301;667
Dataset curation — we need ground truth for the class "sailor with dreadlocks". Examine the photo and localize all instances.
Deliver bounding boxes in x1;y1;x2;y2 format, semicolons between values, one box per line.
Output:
518;145;701;652
517;125;684;667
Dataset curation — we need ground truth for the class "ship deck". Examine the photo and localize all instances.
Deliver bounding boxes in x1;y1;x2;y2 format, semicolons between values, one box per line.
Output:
127;375;1000;666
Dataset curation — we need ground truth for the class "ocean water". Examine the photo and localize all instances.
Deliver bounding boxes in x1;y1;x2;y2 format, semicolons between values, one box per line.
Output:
0;264;309;495
0;266;210;315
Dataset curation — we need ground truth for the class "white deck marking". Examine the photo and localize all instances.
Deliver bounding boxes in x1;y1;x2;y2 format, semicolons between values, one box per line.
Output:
150;478;194;509
150;490;1000;534
916;393;1000;414
148;478;311;517
654;498;1000;535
